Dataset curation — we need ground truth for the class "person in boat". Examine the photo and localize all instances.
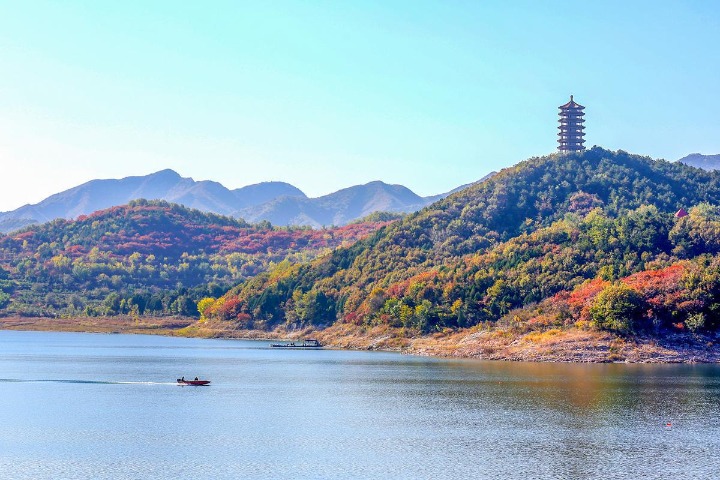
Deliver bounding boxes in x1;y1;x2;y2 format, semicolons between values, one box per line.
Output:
194;377;199;381
181;377;185;381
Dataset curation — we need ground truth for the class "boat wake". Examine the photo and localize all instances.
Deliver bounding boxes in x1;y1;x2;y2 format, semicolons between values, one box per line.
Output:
0;378;177;385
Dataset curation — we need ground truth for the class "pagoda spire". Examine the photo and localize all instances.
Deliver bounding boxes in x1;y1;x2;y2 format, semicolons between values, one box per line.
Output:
558;95;586;152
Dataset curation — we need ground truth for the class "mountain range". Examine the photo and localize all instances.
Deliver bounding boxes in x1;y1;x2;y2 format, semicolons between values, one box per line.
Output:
0;170;471;233
677;153;720;170
2;150;714;235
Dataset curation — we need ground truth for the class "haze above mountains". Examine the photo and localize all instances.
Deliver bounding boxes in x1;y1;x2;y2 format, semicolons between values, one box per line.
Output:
0;152;715;234
0;169;470;233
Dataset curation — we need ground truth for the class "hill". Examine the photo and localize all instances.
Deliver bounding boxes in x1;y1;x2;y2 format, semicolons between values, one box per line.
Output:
202;148;720;353
677;153;720;170
0;200;391;317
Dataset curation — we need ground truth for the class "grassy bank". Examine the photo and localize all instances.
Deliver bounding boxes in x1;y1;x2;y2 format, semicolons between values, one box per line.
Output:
0;316;194;336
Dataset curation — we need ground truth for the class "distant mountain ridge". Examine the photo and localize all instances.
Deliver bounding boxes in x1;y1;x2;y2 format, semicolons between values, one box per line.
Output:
0;169;473;233
237;181;429;228
0;169;305;233
237;175;495;228
677;153;720;170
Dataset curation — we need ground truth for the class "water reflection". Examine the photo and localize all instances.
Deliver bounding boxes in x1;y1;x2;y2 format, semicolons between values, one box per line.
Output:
338;358;720;479
408;359;720;416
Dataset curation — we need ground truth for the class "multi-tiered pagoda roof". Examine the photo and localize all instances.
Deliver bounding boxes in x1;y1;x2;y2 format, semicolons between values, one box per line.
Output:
558;95;585;152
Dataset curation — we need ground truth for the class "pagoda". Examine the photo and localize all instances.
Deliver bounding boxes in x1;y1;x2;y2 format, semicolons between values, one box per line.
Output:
558;95;586;152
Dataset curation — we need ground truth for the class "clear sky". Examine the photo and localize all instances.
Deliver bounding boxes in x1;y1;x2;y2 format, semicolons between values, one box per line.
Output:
0;1;718;212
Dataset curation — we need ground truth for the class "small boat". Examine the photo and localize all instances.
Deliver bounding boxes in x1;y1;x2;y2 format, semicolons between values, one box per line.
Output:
270;339;322;349
177;377;211;386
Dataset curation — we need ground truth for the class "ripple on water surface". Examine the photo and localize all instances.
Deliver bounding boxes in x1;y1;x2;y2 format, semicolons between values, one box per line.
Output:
0;331;719;479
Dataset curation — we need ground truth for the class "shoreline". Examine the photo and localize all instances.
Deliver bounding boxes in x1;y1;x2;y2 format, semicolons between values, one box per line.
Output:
1;316;718;363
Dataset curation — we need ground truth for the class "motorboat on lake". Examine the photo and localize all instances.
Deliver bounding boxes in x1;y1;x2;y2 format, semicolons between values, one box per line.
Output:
270;339;322;349
177;377;211;386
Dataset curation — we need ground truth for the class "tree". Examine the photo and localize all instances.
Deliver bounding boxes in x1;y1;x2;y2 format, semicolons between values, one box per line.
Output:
0;292;10;309
196;297;216;320
589;283;646;334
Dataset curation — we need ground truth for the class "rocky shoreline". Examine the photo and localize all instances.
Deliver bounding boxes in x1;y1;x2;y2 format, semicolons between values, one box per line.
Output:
1;316;718;363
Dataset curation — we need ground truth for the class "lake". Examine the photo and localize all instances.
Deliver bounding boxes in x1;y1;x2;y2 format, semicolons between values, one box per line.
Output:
0;330;719;479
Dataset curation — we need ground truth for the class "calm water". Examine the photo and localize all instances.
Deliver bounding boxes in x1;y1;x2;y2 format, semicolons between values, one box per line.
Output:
1;331;719;479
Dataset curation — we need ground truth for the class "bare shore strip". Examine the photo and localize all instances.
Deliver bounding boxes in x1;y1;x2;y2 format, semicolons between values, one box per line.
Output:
1;316;718;363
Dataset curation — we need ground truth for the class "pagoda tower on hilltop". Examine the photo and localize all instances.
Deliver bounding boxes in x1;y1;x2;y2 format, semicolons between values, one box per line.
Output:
558;95;586;152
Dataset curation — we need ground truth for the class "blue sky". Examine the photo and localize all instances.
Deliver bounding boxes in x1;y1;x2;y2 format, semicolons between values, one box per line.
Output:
0;1;718;211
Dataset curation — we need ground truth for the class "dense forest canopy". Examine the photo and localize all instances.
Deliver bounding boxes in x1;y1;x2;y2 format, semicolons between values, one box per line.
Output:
202;148;720;335
0;200;392;317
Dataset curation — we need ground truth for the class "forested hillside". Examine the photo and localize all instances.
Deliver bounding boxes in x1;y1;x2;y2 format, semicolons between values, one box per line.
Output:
0;200;390;317
203;147;720;337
